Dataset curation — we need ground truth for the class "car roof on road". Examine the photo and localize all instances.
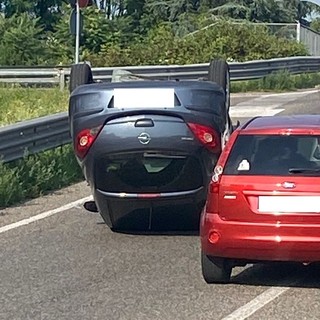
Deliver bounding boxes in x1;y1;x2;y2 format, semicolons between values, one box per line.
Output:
239;115;320;134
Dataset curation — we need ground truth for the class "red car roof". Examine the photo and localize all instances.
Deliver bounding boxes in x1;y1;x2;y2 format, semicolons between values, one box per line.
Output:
239;115;320;135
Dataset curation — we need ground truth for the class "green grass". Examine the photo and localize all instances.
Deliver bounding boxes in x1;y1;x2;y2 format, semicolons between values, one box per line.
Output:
231;70;320;93
0;145;84;208
0;86;69;126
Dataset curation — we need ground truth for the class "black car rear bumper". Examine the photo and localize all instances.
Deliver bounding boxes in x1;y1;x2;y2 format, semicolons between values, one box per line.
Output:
94;186;206;230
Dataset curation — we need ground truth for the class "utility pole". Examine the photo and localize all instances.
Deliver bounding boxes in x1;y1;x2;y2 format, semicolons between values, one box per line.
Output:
75;0;80;63
70;0;92;64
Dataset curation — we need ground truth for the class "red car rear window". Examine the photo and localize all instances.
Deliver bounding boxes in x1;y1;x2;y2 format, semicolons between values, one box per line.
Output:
223;135;320;176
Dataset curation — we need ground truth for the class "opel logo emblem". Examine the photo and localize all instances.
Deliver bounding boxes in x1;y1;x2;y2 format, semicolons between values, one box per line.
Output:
138;132;151;145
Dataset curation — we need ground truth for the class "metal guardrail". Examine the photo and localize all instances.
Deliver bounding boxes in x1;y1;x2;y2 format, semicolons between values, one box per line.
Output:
91;56;320;82
1;56;320;163
1;56;320;90
0;113;71;163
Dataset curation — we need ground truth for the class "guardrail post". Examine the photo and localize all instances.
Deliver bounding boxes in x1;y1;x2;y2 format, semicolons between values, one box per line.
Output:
296;21;301;42
59;69;65;91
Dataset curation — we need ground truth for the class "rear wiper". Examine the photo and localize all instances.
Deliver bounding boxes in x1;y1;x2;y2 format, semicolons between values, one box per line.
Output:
289;168;320;174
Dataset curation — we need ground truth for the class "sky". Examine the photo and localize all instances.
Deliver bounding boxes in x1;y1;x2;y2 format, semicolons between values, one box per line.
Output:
302;0;320;5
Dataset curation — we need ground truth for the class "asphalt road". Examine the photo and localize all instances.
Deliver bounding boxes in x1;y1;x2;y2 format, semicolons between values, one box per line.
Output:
1;89;320;320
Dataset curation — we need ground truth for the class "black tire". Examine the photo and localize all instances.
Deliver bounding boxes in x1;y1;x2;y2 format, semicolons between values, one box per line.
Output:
208;59;229;93
208;59;231;149
201;252;232;284
208;59;230;110
69;62;93;93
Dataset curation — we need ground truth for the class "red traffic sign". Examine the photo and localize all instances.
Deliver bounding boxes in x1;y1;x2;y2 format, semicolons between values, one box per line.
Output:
78;0;89;8
70;0;93;8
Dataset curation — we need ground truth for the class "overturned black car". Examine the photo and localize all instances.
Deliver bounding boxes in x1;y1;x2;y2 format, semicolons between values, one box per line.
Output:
68;60;233;231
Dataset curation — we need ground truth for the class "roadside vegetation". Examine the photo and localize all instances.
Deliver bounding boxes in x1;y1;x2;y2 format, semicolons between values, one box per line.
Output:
231;71;320;93
0;87;68;126
0;145;83;208
0;1;318;67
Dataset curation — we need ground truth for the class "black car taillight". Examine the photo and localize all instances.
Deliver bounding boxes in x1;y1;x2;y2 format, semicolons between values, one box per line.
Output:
75;126;102;159
187;123;220;152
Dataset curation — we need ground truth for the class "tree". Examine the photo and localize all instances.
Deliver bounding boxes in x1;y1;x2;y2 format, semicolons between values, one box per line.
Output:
49;4;140;64
144;0;200;22
208;0;314;23
0;0;68;31
0;0;314;66
310;17;320;31
0;13;50;65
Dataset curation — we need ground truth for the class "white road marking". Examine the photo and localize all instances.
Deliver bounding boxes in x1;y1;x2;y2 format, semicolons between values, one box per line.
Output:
231;89;320;98
0;195;93;234
230;106;284;117
230;89;319;118
262;89;320;97
221;286;291;320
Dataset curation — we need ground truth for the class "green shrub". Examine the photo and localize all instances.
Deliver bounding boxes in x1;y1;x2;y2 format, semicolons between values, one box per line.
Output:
231;71;320;93
260;70;295;91
84;21;308;67
0;13;52;65
0;145;83;208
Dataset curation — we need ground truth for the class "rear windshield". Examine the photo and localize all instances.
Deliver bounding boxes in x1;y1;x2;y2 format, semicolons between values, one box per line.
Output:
95;153;203;192
223;135;320;176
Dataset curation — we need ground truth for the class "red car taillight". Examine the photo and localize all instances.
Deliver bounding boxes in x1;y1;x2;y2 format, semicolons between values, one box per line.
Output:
187;123;220;152
206;165;223;213
210;165;223;192
205;130;240;214
75;126;102;159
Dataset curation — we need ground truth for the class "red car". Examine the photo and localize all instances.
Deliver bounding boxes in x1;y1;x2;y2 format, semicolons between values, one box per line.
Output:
200;115;320;283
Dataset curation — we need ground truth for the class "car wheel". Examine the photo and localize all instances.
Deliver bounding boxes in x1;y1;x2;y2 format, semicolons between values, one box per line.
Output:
208;59;231;150
208;59;230;111
69;62;94;93
201;252;232;284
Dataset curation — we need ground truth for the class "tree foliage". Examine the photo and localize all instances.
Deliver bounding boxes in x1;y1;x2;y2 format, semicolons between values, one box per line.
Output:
311;17;320;32
84;20;307;67
0;0;67;31
209;0;315;22
0;0;317;66
0;13;50;65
